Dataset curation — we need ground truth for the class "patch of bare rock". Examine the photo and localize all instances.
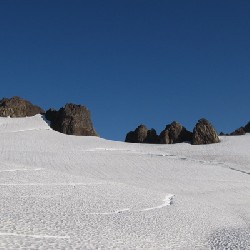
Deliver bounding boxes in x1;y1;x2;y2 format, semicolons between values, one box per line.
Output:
125;125;160;144
0;96;44;117
45;104;97;136
126;118;250;145
220;122;250;136
126;119;220;145
192;118;220;145
159;121;193;144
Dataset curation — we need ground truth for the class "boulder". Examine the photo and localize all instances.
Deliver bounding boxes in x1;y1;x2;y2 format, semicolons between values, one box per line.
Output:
125;125;159;143
45;103;97;136
159;121;192;144
192;118;220;145
0;96;44;117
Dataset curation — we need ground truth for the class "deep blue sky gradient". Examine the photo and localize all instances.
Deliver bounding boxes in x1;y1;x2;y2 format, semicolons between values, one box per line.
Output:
0;0;249;140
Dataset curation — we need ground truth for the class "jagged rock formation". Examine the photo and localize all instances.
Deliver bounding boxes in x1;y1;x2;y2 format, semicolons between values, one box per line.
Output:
220;121;250;136
125;125;159;143
45;103;97;136
244;122;250;133
125;125;149;143
125;122;192;144
230;127;246;136
0;96;44;117
159;121;192;144
219;132;226;136
192;118;220;145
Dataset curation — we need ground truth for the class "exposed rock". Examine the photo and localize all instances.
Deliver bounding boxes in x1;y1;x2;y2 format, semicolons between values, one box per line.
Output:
125;125;159;143
133;125;148;143
219;132;231;136
230;127;246;136
45;103;97;136
125;122;192;144
145;129;160;144
0;96;44;117
159;121;192;144
125;131;136;143
159;129;170;144
244;122;250;133
45;108;57;122
192;118;220;145
125;125;148;143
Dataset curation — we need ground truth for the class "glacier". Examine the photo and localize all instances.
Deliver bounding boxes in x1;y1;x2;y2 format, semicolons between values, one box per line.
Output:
0;115;249;249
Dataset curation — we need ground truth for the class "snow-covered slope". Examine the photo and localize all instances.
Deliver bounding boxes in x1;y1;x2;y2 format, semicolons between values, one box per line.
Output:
0;115;249;249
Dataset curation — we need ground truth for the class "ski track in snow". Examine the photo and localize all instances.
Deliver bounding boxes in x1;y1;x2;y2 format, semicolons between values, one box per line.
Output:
229;167;250;175
0;168;43;173
141;194;174;211
86;194;174;215
0;128;52;133
0;233;70;239
0;182;104;186
86;147;250;176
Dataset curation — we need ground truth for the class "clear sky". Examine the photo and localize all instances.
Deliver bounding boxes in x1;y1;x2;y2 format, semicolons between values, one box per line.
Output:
0;0;249;140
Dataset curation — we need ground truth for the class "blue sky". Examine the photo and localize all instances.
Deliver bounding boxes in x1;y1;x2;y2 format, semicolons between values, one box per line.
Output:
0;0;249;140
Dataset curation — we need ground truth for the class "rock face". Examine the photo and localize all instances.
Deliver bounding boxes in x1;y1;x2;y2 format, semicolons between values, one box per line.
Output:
159;121;193;144
125;125;159;143
0;96;44;117
192;118;220;145
45;103;97;136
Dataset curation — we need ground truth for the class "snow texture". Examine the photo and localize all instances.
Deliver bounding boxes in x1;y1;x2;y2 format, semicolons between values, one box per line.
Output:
0;115;249;249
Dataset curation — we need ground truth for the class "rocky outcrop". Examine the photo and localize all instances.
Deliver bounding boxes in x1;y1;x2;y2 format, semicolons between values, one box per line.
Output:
159;121;192;144
45;103;97;136
125;122;192;144
125;125;149;143
219;132;226;136
220;121;250;136
125;131;136;143
244;122;250;133
0;96;44;117
192;118;220;145
230;127;246;136
125;125;159;143
145;129;160;144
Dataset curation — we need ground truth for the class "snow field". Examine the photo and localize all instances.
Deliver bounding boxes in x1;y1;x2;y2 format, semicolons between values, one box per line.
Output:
0;115;249;249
